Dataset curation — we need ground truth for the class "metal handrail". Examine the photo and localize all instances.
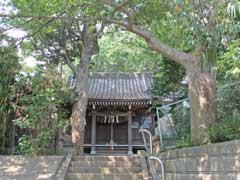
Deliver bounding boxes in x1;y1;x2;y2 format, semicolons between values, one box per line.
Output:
150;156;165;180
139;128;153;154
139;128;165;180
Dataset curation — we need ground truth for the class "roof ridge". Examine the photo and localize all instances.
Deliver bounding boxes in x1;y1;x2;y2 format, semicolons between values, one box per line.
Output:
89;72;152;74
89;72;152;79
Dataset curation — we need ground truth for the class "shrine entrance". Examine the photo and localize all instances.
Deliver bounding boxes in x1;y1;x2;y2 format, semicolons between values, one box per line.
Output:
96;115;128;145
90;111;133;154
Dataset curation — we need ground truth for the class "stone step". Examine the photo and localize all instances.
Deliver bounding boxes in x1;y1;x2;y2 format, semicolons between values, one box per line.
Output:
95;151;129;155
72;155;139;162
95;146;128;150
66;172;143;180
95;146;128;154
68;167;142;173
70;161;140;168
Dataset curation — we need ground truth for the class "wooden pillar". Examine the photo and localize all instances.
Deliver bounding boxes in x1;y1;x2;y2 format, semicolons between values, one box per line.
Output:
90;111;96;154
128;111;133;155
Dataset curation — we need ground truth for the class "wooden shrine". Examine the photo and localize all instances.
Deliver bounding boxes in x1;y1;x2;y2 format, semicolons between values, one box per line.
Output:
69;72;155;154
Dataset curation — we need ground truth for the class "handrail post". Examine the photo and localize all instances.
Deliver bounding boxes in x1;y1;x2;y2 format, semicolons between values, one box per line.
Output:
156;108;163;147
139;128;165;180
139;128;153;155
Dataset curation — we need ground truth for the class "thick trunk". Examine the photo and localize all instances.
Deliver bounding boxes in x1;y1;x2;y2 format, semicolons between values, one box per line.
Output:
126;25;217;144
71;71;89;155
71;98;87;155
70;27;94;155
187;68;216;145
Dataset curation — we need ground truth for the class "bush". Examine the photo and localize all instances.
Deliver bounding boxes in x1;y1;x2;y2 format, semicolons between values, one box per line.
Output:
171;103;190;138
14;67;71;155
208;116;240;143
208;80;240;143
170;102;192;148
176;133;192;148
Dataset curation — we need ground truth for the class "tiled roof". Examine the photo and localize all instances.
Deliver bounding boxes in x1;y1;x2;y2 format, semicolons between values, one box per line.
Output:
69;72;152;106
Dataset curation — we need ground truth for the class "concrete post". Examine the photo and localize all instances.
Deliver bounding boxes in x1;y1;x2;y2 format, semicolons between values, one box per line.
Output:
90;111;96;154
128;111;133;155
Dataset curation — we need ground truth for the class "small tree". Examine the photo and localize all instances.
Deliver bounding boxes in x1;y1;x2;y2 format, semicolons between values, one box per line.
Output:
15;67;71;155
0;42;20;154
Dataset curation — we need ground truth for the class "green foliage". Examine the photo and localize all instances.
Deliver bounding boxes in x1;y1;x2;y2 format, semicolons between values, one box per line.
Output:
14;67;71;155
208;116;240;143
0;45;20;154
226;1;240;19
91;31;162;72
171;104;190;137
170;103;191;148
4;0;240;148
219;39;240;79
217;81;240;118
176;133;192;148
208;81;240;143
151;58;186;104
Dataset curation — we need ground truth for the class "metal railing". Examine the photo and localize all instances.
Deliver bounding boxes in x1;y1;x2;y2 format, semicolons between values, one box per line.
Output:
139;128;165;180
156;98;189;147
139;128;153;155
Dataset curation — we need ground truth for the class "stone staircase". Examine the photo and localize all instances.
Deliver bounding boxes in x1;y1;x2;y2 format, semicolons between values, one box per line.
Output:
65;155;145;180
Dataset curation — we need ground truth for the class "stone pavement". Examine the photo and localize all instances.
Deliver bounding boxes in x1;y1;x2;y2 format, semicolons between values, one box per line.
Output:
0;156;64;180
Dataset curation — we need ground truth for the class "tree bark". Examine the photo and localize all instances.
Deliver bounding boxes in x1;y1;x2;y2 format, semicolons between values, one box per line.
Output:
187;66;216;144
70;26;94;155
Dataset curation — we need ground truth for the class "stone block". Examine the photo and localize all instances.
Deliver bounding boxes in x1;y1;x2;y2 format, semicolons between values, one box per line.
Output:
165;158;197;173
197;154;210;172
209;155;240;172
207;140;240;156
177;146;208;158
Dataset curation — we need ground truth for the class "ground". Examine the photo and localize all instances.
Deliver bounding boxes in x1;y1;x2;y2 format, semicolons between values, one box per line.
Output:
0;156;64;180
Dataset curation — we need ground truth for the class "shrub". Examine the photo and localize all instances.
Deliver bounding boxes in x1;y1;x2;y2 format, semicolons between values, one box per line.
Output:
208;80;240;143
14;67;72;155
208;115;240;143
176;133;192;148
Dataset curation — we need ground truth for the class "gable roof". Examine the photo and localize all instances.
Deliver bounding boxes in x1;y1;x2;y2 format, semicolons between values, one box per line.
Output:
68;72;152;106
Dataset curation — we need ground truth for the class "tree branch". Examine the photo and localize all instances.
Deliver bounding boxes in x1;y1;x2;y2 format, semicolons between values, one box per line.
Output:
60;49;77;75
0;18;34;34
100;1;199;68
127;25;200;69
1;11;200;68
14;17;55;47
102;0;133;28
0;14;58;19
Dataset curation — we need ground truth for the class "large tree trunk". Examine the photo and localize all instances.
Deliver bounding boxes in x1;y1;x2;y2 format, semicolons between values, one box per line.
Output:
123;25;218;145
70;27;94;155
187;67;216;144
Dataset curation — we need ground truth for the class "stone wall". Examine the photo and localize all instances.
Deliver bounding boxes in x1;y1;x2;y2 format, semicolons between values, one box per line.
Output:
0;156;64;180
158;140;240;180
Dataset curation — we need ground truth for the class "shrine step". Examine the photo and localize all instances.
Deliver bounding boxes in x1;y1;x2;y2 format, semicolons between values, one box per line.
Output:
66;173;143;180
71;155;140;162
68;167;142;173
96;150;129;154
70;161;140;168
65;155;144;180
95;146;128;154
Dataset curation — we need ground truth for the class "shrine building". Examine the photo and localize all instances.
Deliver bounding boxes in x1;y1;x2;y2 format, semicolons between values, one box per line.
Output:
68;72;155;154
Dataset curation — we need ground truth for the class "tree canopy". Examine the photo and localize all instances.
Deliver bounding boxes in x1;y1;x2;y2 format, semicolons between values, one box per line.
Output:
0;0;240;154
